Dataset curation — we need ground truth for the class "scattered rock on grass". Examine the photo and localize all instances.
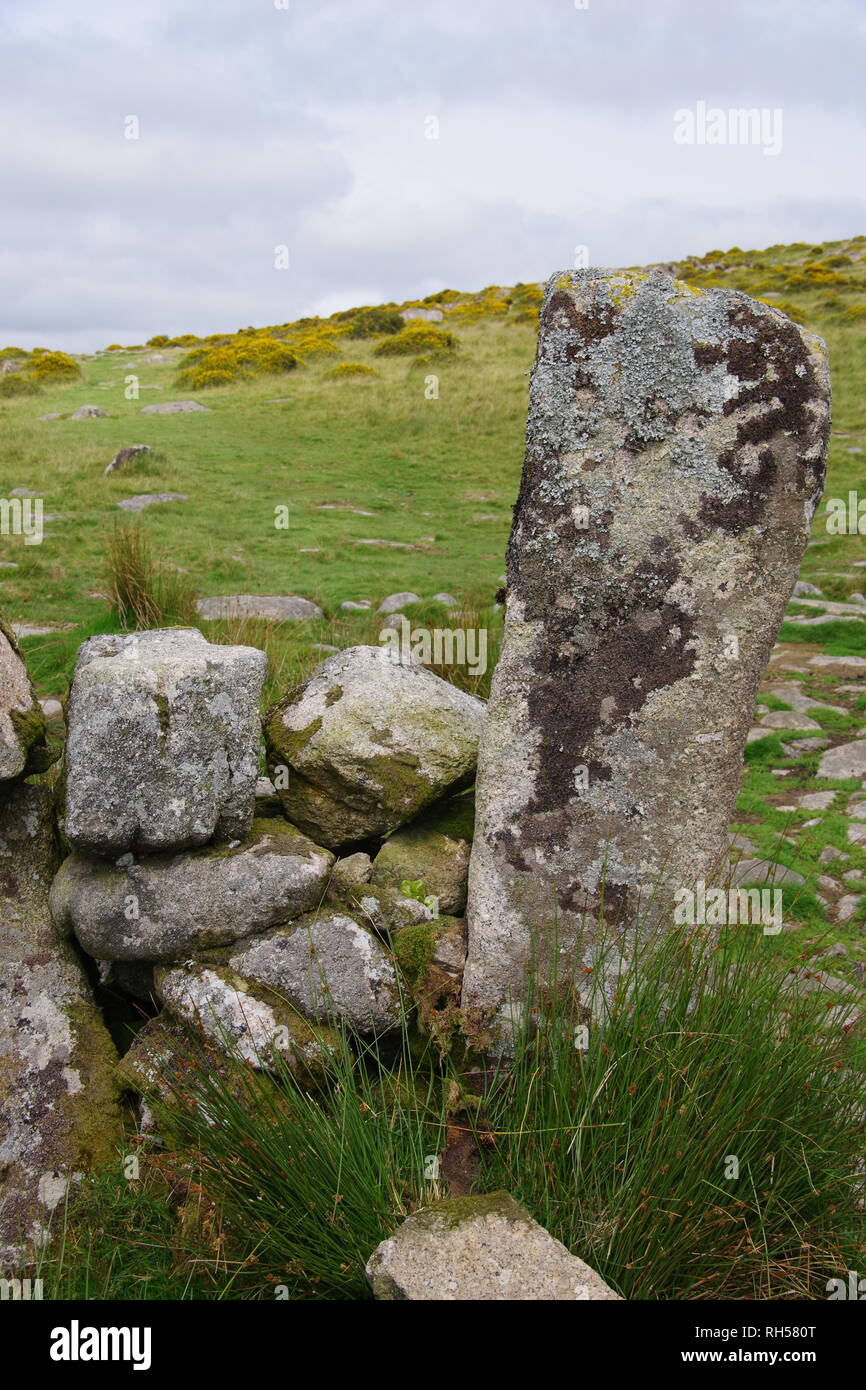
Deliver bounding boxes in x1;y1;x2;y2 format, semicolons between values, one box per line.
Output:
140;400;211;415
378;592;422;613
366;1192;622;1301
116;493;188;511
195;594;323;622
103;444;152;475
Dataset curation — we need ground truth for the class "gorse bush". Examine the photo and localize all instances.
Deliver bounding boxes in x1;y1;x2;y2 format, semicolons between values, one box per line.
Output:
0;372;41;397
177;336;299;389
326;362;381;380
341;306;404;338
25;349;81;382
373;324;459;357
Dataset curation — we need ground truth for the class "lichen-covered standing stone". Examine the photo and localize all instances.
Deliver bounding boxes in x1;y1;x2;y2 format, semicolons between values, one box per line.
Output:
62;628;267;855
0;784;121;1265
264;646;484;850
463;269;830;1025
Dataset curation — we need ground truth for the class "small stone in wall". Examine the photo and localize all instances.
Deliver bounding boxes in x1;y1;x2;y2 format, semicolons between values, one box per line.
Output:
62;628;267;855
264;645;484;851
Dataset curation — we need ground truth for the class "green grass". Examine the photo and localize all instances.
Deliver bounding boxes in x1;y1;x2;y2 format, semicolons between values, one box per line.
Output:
0;317;528;700
40;922;865;1301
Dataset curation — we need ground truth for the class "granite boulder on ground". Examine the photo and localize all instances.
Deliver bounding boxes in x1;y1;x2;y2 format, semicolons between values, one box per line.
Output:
196;595;324;622
366;1192;621;1300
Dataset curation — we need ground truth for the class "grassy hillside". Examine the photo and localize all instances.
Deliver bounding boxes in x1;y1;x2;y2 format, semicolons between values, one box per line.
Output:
8;237;866;1302
4;234;866;976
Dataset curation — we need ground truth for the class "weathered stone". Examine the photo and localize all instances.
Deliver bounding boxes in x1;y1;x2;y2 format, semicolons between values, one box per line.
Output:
729;858;804;887
330;851;373;892
371;794;475;914
759;711;821;731
116;492;188;511
50;817;334;962
140;400;211;414
195;594;323;622
154;962;338;1073
62;628;267;855
103;444;152;475
0;614;50;780
366;1192;621;1301
224;909;401;1033
69;404;108;419
341;882;436;935
0;784;121;1265
464;269;830;1022
818;741;866;780
378;592;422;613
264;645;484;850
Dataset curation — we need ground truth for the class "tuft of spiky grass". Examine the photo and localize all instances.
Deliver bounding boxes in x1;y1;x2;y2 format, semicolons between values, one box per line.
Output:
475;923;865;1300
106;521;197;630
153;1025;451;1300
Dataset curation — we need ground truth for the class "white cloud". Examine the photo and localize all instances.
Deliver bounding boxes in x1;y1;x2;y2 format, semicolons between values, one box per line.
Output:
1;0;864;349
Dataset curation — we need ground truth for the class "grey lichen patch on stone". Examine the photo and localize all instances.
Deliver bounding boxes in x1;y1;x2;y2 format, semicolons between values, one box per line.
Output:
264;645;484;850
225;908;402;1034
0;783;122;1265
154;961;339;1075
365;1190;621;1300
50;816;334;962
463;269;830;1025
62;627;268;856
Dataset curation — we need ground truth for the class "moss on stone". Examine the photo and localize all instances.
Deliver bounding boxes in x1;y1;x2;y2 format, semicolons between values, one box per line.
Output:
392;922;439;989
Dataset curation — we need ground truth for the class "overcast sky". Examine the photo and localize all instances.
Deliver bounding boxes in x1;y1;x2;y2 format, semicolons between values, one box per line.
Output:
1;0;864;351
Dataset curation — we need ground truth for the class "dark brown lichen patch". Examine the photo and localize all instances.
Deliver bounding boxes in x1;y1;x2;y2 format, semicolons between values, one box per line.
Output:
496;560;697;878
693;302;827;533
693;342;725;368
541;289;616;345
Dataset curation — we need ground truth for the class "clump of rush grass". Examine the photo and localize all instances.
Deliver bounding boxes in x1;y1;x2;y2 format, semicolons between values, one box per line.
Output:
106;521;197;630
151;1025;451;1300
117;919;865;1301
476;923;866;1300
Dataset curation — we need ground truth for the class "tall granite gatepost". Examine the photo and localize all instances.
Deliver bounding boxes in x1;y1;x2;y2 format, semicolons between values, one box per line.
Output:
462;269;830;1028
